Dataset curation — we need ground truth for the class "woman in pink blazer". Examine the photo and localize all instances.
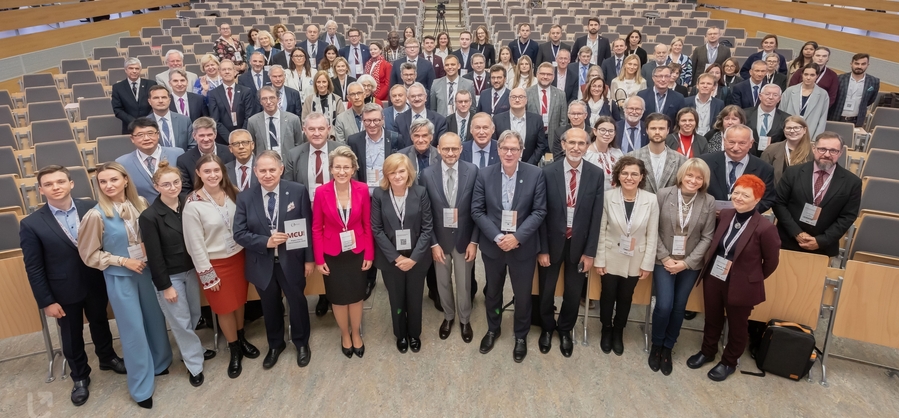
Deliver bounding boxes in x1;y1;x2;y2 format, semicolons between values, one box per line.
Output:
312;146;375;358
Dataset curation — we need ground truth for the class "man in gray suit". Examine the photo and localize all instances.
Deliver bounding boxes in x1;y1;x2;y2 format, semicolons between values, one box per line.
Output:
527;63;567;157
420;132;479;343
155;50;199;91
429;55;476;118
628;113;686;194
471;130;547;363
147;85;194;151
324;20;345;48
333;82;365;143
225;129;258;192
689;27;731;86
116;117;185;201
398;118;441;185
284;112;345;201
246;86;304;158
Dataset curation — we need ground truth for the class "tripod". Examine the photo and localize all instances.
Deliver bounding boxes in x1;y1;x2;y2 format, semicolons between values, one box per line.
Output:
433;3;449;36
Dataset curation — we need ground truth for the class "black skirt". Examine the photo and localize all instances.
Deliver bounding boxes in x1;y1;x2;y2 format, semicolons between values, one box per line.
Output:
323;251;368;305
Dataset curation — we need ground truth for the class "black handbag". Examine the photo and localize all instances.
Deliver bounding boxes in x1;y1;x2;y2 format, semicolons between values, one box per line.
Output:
742;319;818;381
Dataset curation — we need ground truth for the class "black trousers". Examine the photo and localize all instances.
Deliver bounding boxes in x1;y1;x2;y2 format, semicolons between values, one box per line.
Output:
537;239;586;333
257;262;310;349
57;283;116;381
599;274;639;329
483;252;536;339
382;260;430;339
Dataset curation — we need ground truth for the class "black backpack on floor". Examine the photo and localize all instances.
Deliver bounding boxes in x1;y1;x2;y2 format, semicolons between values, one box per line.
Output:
742;319;818;381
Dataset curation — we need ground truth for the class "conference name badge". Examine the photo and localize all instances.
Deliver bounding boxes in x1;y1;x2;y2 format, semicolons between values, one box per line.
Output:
443;208;458;228
128;243;148;262
366;169;381;188
566;207;575;228
672;235;686;256
396;229;412;250
285;219;308;250
501;210;517;232
799;203;821;226
340;230;356;252
758;135;771;151
618;235;636;256
710;255;732;281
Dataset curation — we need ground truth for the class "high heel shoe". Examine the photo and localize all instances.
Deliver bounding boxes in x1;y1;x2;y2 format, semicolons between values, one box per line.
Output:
137;396;153;409
353;344;365;358
341;336;353;358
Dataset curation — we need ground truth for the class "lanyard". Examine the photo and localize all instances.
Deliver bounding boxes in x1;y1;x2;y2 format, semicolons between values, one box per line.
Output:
812;170;834;203
655;92;667;114
785;144;793;164
51;204;79;245
619;188;636;236
366;139;384;168
264;191;278;230
202;188;233;233
390;190;407;227
114;202;139;244
676;189;695;235
335;183;352;230
816;68;826;84
551;44;560;60
517;40;531;57
678;135;694;157
723;215;749;258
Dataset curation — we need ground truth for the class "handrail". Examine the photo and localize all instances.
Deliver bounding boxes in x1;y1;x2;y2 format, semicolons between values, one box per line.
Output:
0;0;177;33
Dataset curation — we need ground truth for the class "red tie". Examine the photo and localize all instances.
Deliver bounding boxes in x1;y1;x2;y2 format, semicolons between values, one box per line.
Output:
355;47;361;63
813;170;828;205
566;168;577;239
314;150;324;184
239;165;249;190
540;89;548;115
227;86;233;106
427;55;432;63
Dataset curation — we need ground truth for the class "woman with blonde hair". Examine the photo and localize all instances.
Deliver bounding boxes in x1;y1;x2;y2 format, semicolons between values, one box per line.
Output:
473;25;496;66
760;115;814;184
609;54;646;98
255;30;280;66
511;55;537;89
194;54;222;98
330;57;356;102
302;70;346;126
667;38;693;87
78;162;170;409
272;23;288;50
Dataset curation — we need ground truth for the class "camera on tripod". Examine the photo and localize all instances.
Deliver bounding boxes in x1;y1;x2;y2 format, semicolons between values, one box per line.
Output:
437;0;447;17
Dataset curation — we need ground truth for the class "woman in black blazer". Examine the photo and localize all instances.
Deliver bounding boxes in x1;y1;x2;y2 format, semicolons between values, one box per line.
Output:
473;25;497;66
371;153;434;354
138;161;211;387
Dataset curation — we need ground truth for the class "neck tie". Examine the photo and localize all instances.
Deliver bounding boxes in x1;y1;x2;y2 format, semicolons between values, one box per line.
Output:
266;191;276;227
566;168;577;238
427;55;432;63
160;117;172;147
331;35;336;45
446;167;456;207
355;47;360;64
476;76;483;94
760;113;770;137
541;89;548;115
814;170;828;205
268;116;278;148
239;165;249;190
616;58;622;75
146;156;156;174
729;161;739;188
627;127;636;153
179;97;186;115
131;81;138;98
580;65;587;85
478;149;486;168
414;113;421;120
256;73;262;89
752;85;759;105
227;86;233;105
460;118;467;139
311;43;316;57
314;149;324;184
448;81;455;112
493;91;499;109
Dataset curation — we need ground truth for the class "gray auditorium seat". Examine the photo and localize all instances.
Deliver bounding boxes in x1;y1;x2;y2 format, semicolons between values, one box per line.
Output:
66;70;99;88
72;83;106;102
171;26;193;38
849;213;899;260
0;175;25;215
87;115;122;142
24;87;61;106
0;105;16;128
861;149;899;181
0;125;21;151
0;147;21;176
141;27;164;38
99;57;125;72
27;102;68;125
146;66;169;83
67;166;95;200
92;46;120;60
867;126;899;153
867;107;899;131
824;121;856;148
22;74;55;89
60;59;91;74
79;98;114;120
30;120;75;144
119;36;143;48
0;212;20;249
860;177;899;215
161;18;181;30
96;135;135;164
34;140;84;169
106;69;127;85
0;90;13;109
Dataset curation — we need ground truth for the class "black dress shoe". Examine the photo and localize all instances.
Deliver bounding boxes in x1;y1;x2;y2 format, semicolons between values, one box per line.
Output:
99;356;127;374
708;362;736;381
409;337;421;353
189;371;204;387
683;310;698;320
559;331;574;358
263;346;285;369
439;319;453;340
600;327;613;354
538;330;552;354
195;316;208;330
363;280;375;301
203;349;216;360
70;377;90;406
396;337;409;353
341;341;353;358
353;344;365;358
460;322;473;343
237;329;260;359
227;341;243;378
315;296;330;317
479;331;500;354
686;351;714;369
611;327;624;356
155;368;169;376
513;338;528;363
660;348;673;376
137;396;152;409
648;344;662;372
297;345;311;367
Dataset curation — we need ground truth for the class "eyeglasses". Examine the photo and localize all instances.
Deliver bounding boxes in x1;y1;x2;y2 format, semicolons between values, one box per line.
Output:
509;95;526;100
595;128;615;135
132;131;159;139
230;140;253;148
156;179;181;190
784;126;804;132
620;172;642;178
499;146;521;154
440;147;461;153
625;107;643;113
347;91;364;97
332;166;354;172
568;112;586;117
260;96;278;102
815;147;841;155
362;119;382;125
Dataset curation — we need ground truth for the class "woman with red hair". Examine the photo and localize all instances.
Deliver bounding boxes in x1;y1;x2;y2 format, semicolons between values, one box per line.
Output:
686;174;780;382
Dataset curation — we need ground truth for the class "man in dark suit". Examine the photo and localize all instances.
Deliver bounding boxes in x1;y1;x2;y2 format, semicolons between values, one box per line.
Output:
636;66;686;124
463;54;489;107
225;129;258;192
493;88;548;166
389;38;436;89
20;166;126;406
263;65;303;118
745;84;790;156
177;117;235;196
451;31;476;75
421;132;480;342
616;96;650;154
535;24;571;68
168;68;208;123
147;85;194;151
338;28;371;78
689;26;731;85
421;35;446;79
699;124;777;213
399;118;442;185
572;18;611;67
284;112;344;200
208;60;252;145
600;39;628;86
395;83;448;149
112;57;157;133
686;73;726;136
383;84;409;134
446;90;476;142
476;65;511;116
324;20;346;49
302;24;329;69
536;128;604;358
471;129;547;363
233;151;314;369
237;52;271;96
552;49;578;103
508;23;539;63
830;53;881;127
269;31;297;70
773;132;861;257
729;60;768;109
461;112;500;168
347;105;401;189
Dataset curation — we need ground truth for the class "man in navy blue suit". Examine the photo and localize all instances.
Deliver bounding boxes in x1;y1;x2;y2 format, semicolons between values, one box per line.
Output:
552;49;578;103
461;112;500;168
685;73;725;136
237;52;271;96
233;151;314;369
339;28;371;78
492;87;548;166
208;60;252;144
616;96;650;154
636;66;686;125
476;65;510;116
394;83;447;148
20;166;126;406
729;60;768;109
303;24;329;70
389;38;435;89
508;23;539;63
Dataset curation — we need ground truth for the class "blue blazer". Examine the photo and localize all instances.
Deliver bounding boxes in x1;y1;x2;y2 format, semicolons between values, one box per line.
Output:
302;40;329;64
147;112;195;151
729;79;767;109
237;70;271;95
476;88;510;115
470;162;547;260
383;107;407;133
685;95;725;125
339;44;372;72
245;86;303;118
394;110;448;149
116;147;185;202
461;139;500;167
232;180;314;291
739;51;787;79
389;57;436;88
636;88;686;123
492;111;548;166
20;199;105;308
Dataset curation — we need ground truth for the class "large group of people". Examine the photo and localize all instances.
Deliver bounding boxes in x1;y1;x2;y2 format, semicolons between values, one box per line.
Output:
22;15;874;410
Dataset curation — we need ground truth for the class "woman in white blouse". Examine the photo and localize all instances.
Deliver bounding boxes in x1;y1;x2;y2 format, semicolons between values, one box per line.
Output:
584;116;624;191
285;47;313;102
183;154;259;379
610;55;646;99
510;55;537;89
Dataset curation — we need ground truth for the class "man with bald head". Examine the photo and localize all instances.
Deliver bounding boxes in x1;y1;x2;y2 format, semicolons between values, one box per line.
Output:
642;44;670;90
237;51;272;95
303;24;328;69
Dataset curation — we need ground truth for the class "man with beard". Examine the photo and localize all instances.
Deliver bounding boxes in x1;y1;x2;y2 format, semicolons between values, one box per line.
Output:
572;18;611;67
830;53;880;127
